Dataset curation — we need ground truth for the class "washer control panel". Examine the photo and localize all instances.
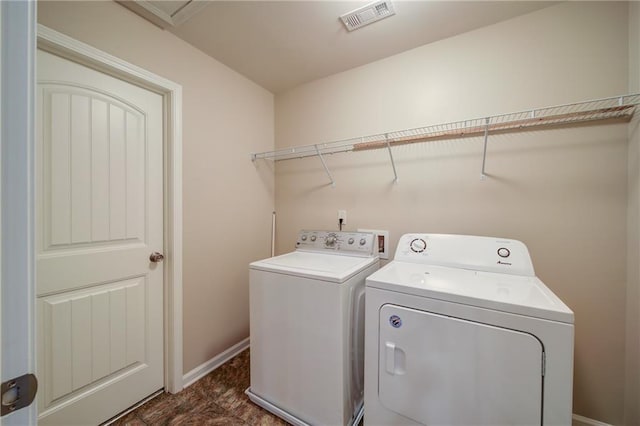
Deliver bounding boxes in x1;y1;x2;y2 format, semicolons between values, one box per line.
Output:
296;230;376;256
396;233;535;276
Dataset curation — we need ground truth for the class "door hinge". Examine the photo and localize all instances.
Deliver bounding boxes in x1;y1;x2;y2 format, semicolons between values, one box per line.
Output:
1;374;37;417
541;352;546;377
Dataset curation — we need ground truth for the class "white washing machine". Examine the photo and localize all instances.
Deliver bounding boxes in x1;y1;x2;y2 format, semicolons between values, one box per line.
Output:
364;234;574;426
247;230;380;426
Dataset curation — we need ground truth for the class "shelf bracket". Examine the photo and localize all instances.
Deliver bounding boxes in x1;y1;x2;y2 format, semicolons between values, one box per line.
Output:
385;134;399;183
315;144;335;187
481;117;490;179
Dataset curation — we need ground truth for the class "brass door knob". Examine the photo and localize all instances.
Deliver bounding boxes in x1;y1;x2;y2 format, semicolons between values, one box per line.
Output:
150;252;164;263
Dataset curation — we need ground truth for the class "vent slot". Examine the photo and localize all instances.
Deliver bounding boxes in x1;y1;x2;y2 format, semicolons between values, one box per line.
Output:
340;0;396;32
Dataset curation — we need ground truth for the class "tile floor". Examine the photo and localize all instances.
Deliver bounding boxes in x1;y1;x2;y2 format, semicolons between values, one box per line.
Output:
107;349;286;426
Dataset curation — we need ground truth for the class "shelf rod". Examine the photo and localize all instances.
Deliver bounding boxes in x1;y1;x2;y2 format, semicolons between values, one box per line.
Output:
481;117;490;179
385;133;399;183
315;144;335;187
352;105;634;153
250;93;640;162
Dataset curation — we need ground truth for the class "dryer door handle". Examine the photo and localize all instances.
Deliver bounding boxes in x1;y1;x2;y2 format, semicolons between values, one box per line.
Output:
385;342;406;375
385;342;396;374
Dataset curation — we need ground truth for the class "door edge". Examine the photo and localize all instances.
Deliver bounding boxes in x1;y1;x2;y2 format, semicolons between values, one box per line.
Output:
1;1;38;425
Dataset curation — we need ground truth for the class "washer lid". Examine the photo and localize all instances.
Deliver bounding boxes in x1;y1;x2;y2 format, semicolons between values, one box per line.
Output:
250;251;378;283
366;261;574;323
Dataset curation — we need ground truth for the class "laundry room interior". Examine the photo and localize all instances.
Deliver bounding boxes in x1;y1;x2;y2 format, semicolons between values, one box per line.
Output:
28;0;639;425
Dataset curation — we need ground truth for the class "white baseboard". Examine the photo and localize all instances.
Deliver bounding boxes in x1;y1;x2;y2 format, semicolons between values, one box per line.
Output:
182;337;250;388
572;414;612;426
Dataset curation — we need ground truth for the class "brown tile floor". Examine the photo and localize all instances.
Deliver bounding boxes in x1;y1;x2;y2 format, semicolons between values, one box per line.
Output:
108;349;287;426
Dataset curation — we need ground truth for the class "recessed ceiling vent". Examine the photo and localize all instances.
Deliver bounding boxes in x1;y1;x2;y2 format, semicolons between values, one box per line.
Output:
340;1;396;32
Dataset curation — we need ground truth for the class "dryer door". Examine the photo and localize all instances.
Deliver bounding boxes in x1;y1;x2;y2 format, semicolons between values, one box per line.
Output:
379;304;543;426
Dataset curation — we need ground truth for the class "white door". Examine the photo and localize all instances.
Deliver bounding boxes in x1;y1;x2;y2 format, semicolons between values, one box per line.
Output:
379;304;543;426
36;49;164;425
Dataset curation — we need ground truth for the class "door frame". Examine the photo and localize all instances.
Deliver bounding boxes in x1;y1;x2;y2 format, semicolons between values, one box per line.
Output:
36;25;184;394
1;1;37;425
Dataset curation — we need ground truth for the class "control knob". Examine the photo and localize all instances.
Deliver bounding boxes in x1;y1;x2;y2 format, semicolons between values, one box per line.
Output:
326;234;337;246
497;247;511;258
359;238;366;246
348;238;355;245
410;238;427;253
310;235;316;242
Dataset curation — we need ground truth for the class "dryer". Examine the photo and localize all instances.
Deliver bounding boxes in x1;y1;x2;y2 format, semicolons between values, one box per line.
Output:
247;230;379;426
364;234;574;426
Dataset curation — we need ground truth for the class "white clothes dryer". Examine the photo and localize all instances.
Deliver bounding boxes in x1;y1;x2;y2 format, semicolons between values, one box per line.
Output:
364;234;574;426
247;230;379;426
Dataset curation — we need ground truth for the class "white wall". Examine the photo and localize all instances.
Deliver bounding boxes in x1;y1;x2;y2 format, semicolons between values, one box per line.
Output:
625;2;640;425
37;1;275;374
274;2;628;423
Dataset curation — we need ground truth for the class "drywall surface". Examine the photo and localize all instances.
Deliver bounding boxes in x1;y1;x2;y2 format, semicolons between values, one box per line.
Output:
37;1;274;374
626;3;640;425
275;2;628;424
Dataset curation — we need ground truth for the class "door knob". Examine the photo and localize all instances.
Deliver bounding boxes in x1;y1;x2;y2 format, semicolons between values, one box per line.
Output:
150;252;164;263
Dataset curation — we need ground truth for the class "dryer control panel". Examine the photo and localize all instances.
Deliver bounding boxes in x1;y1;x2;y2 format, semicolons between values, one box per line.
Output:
296;230;376;257
395;233;535;276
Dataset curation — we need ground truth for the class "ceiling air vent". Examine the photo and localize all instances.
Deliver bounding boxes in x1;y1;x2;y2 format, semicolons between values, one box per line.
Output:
340;0;396;32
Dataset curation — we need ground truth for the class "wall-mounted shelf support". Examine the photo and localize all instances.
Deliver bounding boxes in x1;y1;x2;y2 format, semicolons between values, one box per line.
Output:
481;117;490;179
385;133;399;183
315;144;335;187
251;94;640;181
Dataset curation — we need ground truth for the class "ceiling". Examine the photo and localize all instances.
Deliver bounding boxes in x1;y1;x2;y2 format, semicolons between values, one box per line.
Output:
128;1;556;94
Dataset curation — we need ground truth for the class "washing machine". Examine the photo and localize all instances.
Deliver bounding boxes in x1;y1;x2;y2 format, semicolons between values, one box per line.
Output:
364;233;574;426
247;230;379;426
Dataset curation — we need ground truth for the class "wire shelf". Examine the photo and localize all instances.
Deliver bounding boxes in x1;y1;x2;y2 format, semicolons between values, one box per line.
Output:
251;93;640;162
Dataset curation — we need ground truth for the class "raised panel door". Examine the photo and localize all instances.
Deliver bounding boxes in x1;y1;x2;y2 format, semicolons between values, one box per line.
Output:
36;49;164;426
